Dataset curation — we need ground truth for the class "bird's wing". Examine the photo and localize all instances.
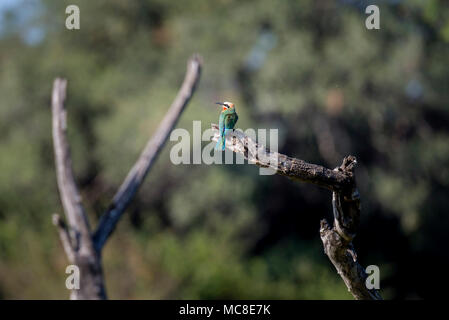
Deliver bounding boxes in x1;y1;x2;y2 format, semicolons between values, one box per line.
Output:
219;113;225;136
224;112;238;129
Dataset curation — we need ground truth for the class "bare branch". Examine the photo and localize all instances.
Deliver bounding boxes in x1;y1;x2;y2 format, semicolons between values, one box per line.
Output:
52;78;106;300
52;78;92;248
93;55;203;251
211;125;382;300
211;124;353;191
52;213;75;263
320;156;381;300
320;219;382;300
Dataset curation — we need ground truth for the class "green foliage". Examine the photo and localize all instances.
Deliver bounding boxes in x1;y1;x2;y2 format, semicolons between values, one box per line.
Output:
0;0;448;299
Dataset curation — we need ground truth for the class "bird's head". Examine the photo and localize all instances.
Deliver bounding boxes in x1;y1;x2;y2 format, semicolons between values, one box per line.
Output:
216;101;235;111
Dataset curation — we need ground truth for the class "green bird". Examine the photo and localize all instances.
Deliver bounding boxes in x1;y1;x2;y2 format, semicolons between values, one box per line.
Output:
215;101;238;151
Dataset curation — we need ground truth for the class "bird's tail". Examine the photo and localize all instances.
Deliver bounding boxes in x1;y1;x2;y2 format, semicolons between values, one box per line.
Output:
215;136;226;151
215;129;230;151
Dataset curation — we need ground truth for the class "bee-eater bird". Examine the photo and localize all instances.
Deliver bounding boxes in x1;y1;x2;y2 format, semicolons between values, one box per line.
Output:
215;101;238;151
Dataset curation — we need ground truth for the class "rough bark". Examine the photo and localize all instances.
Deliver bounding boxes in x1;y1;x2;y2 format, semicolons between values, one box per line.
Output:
211;125;382;300
210;124;352;190
52;78;106;299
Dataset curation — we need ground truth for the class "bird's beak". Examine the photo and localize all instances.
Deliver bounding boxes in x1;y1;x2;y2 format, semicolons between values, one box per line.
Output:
215;102;225;106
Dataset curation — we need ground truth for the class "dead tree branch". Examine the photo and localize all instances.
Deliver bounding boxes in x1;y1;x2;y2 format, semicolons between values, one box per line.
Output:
211;125;352;190
52;78;106;299
211;125;382;300
52;213;75;264
51;55;202;299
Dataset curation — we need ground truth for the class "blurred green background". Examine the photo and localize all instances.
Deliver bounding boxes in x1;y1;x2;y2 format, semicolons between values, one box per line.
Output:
1;0;448;299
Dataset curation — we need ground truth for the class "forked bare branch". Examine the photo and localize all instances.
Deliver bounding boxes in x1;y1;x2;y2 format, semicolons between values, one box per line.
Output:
211;125;382;300
52;78;106;299
93;55;202;251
